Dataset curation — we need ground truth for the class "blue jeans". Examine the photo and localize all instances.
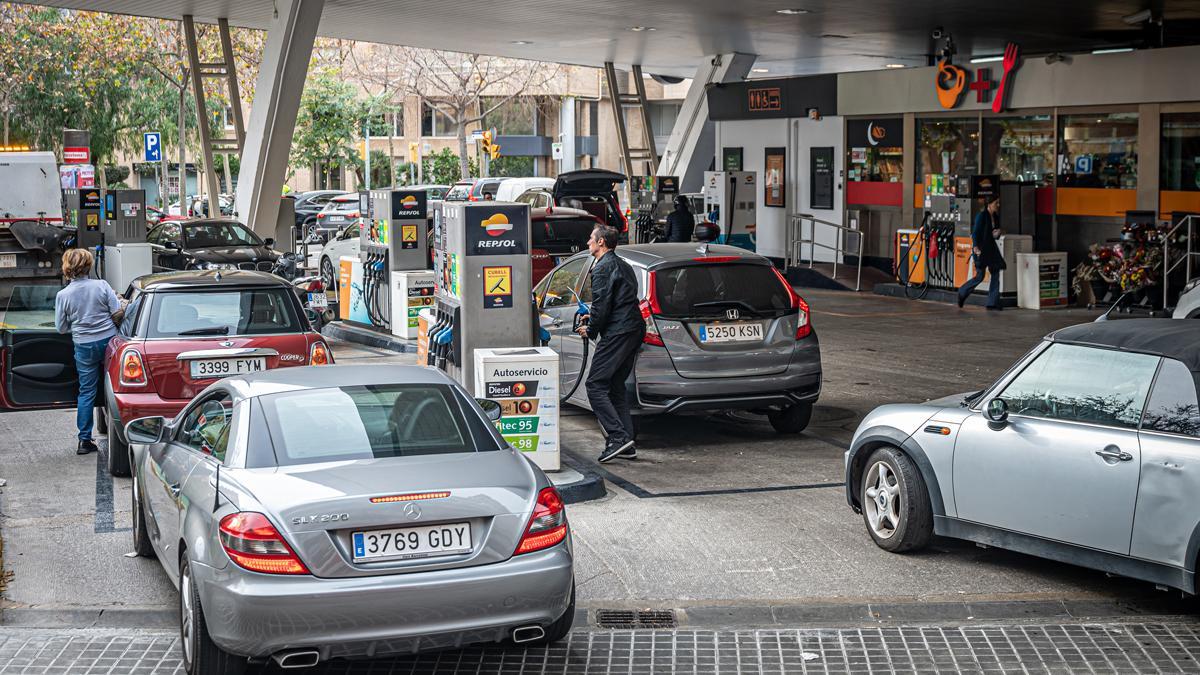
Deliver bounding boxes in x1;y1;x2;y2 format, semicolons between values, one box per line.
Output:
74;336;111;441
958;262;1001;308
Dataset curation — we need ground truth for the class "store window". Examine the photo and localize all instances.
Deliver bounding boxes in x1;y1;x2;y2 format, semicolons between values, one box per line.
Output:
983;115;1054;186
1057;112;1138;189
421;101;456;137
846;118;903;183
483;97;537;136
916;117;979;179
1162;112;1200;192
368;108;403;137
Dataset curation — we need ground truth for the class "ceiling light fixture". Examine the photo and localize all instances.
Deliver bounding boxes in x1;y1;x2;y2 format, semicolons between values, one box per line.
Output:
884;63;906;68
1092;47;1134;54
776;8;810;14
511;40;532;45
630;26;656;32
970;55;1004;63
752;67;770;73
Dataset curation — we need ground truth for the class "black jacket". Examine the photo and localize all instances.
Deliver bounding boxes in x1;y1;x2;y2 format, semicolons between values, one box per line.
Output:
586;251;643;339
972;210;1005;270
665;208;695;243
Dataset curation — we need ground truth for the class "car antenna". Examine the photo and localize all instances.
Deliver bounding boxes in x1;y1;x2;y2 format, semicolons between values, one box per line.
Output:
1095;291;1129;322
212;463;221;512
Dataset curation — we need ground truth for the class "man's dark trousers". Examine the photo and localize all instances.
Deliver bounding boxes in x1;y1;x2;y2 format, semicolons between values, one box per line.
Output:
585;327;644;443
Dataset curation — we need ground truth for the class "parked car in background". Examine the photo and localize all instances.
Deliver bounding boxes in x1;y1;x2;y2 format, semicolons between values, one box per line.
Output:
123;364;574;674
103;270;333;478
147;219;280;273
529;207;602;284
404;183;451;201
537;243;820;433
444;178;508;202
292;189;348;231
317;221;362;298
311;193;364;243
518;169;629;236
495;177;554;203
844;318;1200;595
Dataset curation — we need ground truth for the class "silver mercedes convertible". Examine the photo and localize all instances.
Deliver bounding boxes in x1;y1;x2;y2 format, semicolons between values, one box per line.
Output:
124;365;574;674
846;319;1200;595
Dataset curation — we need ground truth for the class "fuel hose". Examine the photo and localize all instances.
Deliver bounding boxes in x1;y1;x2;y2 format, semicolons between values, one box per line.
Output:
559;300;591;403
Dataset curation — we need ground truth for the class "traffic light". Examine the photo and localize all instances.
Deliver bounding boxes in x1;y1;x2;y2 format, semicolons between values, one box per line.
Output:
481;129;501;161
408;142;419;164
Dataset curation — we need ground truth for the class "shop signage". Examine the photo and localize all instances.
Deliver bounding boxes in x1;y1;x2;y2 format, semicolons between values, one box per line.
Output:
810;147;834;210
847;118;902;148
474;347;561;471
723;147;743;171
765;147;786;208
63;146;90;164
934;42;1021;112
748;87;782;112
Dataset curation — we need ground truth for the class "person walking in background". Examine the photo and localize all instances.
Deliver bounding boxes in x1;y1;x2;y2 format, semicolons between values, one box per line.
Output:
957;195;1005;311
54;249;125;455
664;195;696;243
577;225;644;463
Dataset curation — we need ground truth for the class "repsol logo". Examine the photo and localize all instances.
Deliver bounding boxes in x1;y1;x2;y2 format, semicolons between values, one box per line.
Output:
477;239;517;248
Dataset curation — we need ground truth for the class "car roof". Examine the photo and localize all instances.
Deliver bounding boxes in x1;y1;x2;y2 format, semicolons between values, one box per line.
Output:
222;364;456;399
614;243;767;268
132;270;288;291
330;194;360;202
173;217;245;227
1049;319;1200;371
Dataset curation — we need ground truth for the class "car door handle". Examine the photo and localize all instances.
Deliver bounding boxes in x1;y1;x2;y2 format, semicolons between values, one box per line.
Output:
168;483;182;497
1095;447;1133;462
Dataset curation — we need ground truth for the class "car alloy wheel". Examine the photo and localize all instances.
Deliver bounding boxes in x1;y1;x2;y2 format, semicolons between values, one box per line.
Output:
864;460;901;539
180;563;196;666
320;257;336;295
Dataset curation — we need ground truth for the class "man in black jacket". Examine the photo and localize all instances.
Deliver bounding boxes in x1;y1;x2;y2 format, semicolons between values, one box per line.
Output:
956;196;1005;310
664;195;695;243
577;225;645;462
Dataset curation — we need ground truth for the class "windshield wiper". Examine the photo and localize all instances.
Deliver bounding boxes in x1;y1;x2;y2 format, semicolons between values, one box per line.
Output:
177;326;230;336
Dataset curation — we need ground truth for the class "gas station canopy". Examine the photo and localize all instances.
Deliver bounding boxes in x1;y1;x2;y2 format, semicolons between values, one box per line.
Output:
33;0;1200;77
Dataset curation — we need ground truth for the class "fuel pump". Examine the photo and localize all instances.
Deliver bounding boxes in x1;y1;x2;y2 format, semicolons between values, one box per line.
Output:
356;189;435;335
97;189;149;289
702;171;757;252
630;175;680;244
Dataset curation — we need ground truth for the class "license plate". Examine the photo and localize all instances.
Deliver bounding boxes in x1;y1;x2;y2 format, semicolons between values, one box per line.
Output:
0;253;15;268
189;357;267;379
699;322;763;343
327;215;345;223
307;292;328;309
352;522;472;562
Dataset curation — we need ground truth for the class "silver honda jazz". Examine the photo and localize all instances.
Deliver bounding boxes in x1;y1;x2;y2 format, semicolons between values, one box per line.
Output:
125;364;574;674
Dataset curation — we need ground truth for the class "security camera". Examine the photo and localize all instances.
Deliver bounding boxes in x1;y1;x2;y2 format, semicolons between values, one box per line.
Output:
931;26;944;40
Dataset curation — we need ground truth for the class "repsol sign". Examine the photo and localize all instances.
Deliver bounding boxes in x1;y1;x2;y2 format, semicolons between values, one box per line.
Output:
465;204;529;256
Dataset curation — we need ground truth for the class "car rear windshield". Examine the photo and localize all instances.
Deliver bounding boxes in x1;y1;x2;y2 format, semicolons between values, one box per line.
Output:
444;184;471;201
257;384;502;466
330;200;358;213
654;263;791;318
146;288;302;338
534;215;596;253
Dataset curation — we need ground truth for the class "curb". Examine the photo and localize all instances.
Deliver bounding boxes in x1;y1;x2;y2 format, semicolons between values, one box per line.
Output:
552;470;607;505
321;321;415;353
2;607;176;629
873;282;1019;308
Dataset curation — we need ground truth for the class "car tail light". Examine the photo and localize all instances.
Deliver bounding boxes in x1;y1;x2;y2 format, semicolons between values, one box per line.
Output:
515;487;568;555
119;348;147;386
619;207;630;233
309;341;332;365
317;213;326;219
349;211;360;219
219;512;309;575
640;271;665;347
771;267;811;339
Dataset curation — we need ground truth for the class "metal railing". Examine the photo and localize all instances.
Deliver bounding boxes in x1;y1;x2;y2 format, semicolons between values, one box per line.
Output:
1165;214;1200;308
786;213;865;291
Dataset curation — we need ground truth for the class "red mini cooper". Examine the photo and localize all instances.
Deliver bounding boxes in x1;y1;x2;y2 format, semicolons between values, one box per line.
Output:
103;270;332;477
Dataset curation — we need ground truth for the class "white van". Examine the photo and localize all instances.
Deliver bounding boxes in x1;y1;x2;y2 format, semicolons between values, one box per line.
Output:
0;152;63;222
493;176;554;203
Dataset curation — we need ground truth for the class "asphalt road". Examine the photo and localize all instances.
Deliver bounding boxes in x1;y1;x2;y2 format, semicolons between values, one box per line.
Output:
0;290;1182;624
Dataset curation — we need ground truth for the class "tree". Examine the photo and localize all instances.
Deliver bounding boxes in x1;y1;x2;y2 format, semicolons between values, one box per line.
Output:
421;148;476;186
401;50;559;179
347;43;409;177
290;70;369;189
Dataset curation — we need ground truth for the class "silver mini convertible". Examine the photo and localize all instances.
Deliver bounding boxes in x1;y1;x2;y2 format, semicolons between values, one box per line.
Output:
846;319;1200;594
124;365;574;674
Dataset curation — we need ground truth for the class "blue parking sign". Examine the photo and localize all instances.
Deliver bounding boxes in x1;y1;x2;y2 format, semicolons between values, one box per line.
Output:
143;132;161;162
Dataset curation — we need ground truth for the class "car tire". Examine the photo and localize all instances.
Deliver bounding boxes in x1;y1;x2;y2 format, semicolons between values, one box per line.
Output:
106;405;131;478
320;256;337;296
131;469;154;558
180;557;247;675
860;446;933;553
768;402;813;434
96;407;107;435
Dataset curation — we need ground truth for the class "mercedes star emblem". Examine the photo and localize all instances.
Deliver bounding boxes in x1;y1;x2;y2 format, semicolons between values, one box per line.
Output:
404;502;422;520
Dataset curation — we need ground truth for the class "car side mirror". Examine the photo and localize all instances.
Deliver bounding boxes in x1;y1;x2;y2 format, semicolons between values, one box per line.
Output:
126;416;167;444
985;398;1009;428
476;398;503;422
163;241;179;250
264;237;276;248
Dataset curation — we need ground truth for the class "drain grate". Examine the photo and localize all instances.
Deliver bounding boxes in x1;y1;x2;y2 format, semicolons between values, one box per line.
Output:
594;608;678;629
